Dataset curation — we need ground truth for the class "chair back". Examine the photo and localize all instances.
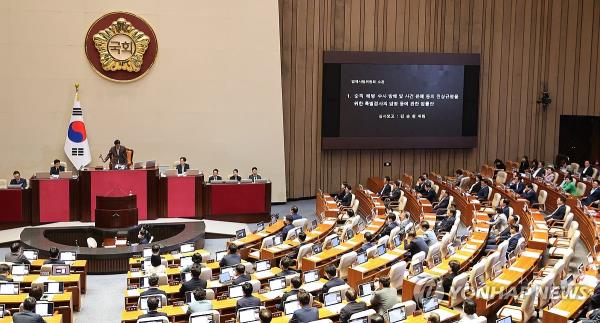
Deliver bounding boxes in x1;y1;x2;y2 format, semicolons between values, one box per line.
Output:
570;163;580;173
432;184;440;195
389;261;407;290
351;199;360;213
569;231;581;250
411;251;426;265
137;317;168;323
491;193;502;208
537;273;555;309
484;252;500;280
469;261;486;290
137;294;168;308
260;236;274;249
292;218;308;229
87;237;98;248
366;245;378;259
425;243;441;268
323;234;338;249
496;171;507;185
459;176;471;190
497;240;509;268
396;196;407;211
391;300;417;316
448;273;469;307
126;149;134;167
157;274;168;286
199;267;212;281
377;235;389;246
337;252;357;279
562;212;573;230
576;182;587;196
538;190;548;205
296;243;313;270
439;233;452;258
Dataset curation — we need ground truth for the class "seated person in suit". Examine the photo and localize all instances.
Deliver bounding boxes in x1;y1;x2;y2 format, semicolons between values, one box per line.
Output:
582;180;600;206
458;298;479;322
520;184;537;205
146;254;166;275
377;213;398;239
290;205;303;221
433;190;450;217
397;211;412;231
420;221;437;246
357;232;376;254
236;282;261;310
279;276;302;310
435;209;456;234
50;159;65;175
532;162;546;178
290;289;318;323
141;274;167;297
519;156;530;173
137;296;168;320
219;244;242;267
403;231;429;260
12;297;45;323
249;167;262;181
187;288;212;314
43;247;65;265
0;263;12;282
280;215;295;241
508;174;526;194
288;232;307;260
208;169;222;182
339;288;367;323
378;176;392;198
259;309;272;323
384;180;402;209
180;264;207;296
543;167;556;184
415;176;427;194
334;182;348;201
561;175;577;195
454;169;465;186
182;253;204;273
370;276;398;316
500;199;511;217
494;158;506;170
10;170;27;188
320;265;345;301
138;225;152;245
506;225;522;256
545;196;567;224
419;183;437;203
485;215;517;252
233;264;251;285
477;180;491;201
468;175;483;194
276;256;297;277
339;185;353;207
176;157;190;174
230;169;242;181
581;160;595;178
441;261;460;300
5;242;30;265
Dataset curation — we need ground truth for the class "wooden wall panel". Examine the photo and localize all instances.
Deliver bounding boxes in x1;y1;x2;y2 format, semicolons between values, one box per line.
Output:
279;0;600;199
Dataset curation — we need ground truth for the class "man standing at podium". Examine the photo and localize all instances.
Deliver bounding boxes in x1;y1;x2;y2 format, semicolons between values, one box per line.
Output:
102;139;127;169
177;157;189;174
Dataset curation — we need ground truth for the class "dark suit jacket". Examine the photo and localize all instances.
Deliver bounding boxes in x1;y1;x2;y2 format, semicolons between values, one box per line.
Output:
442;272;456;295
339;301;367;323
290;307;319;323
519;161;529;173
507;233;522;254
424;189;437;203
10;178;27;188
509;182;525;194
405;237;429;258
389;188;401;201
0;274;13;282
106;145;127;165
208;175;222;182
581;166;595;178
11;311;45;323
233;274;251;285
249;174;262;181
176;163;190;174
548;205;566;221
321;277;345;299
477;186;490;200
521;190;537;204
497;226;511;243
138;311;168;319
49;165;65;175
469;182;482;194
532;168;545;178
379;222;398;239
583;188;600;206
276;269;298;277
179;277;207;296
236;295;261;310
141;287;167;297
502;206;510;217
340;192;352;207
280;224;295;240
380;184;391;197
434;196;450;212
219;253;241;267
280;288;300;309
43;259;65;265
4;253;30;265
357;242;374;254
437;216;456;233
230;175;242;181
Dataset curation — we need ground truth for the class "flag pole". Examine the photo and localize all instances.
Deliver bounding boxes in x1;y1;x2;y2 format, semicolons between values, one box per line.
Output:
74;83;80;100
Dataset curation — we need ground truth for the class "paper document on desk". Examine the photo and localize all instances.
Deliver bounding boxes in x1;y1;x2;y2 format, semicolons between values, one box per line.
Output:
253;271;274;280
127;289;140;297
261;290;284;300
511;267;526;273
494;278;512;285
548;308;570;317
521;251;541;258
33;277;49;284
380;253;397;261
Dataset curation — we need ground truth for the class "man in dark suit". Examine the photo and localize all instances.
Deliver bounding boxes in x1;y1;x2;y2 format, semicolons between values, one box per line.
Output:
377;213;398;240
518;156;530;173
179;264;207;296
335;182;348;201
583;180;600;206
477;180;490;201
219;244;241;267
208;169;222;182
485;215;517;252
49;159;65;175
280;215;295;241
236;282;261;310
43;247;65;265
403;231;429;260
320;265;345;301
339;288;367;323
379;176;392;198
176;157;190;174
506;225;522;256
279;276;302;310
521;184;537;205
249;167;262;181
0;263;13;282
12;297;45;323
4;242;30;265
469;175;483;194
10;171;27;188
230;169;242;181
276;256;297;277
434;190;450;216
441;261;460;300
290;290;319;323
421;184;437;203
532;164;545;178
501;199;511;217
290;206;302;221
141;274;167;297
509;175;526;194
137;296;168;320
581;160;595;178
357;232;376;254
339;185;353;207
102;140;128;168
435;209;456;234
233;264;251;285
415;176;427;194
546;197;567;223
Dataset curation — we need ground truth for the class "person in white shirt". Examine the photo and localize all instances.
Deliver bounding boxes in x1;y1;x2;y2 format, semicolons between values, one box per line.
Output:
419;221;437;246
458;298;479;322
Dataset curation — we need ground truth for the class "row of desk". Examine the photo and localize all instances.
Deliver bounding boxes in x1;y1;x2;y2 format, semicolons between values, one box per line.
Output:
0;169;272;225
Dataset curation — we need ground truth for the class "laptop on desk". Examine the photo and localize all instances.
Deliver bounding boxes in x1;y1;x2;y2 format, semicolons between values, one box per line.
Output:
164;169;178;177
387;305;407;323
323;290;345;313
284;299;301;316
58;171;73;179
301;270;322;291
358;281;376;303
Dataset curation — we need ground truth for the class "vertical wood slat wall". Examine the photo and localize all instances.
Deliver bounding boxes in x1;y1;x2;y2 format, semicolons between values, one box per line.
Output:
279;0;600;199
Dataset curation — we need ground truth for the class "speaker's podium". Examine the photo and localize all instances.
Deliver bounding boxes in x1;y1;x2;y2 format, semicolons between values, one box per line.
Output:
95;194;138;229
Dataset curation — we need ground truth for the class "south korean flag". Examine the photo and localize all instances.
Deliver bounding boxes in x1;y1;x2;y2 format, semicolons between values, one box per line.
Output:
64;85;91;170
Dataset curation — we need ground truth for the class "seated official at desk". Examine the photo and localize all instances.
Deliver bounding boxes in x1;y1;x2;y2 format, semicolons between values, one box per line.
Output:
5;242;30;265
141;274;167;297
236;282;261;311
377;213;398;239
468;175;484;194
509;174;526;194
477;180;491;201
276;256;297;277
138;296;168;320
545;196;567;222
179;264;207;296
420;221;437;246
280;215;295;240
219;244;241;267
233;264;251;285
581;160;595;178
321;265;345;300
378;176;392;198
10;170;27;188
288;232;307;260
43;247;65;265
339;288;367;323
435;209;456;234
434;190;450;216
582;180;600;206
506;225;522;256
358;232;376;254
208;168;222;182
485;215;517;252
249;167;262;181
334;182;349;201
419;183;437;203
370;276;398;316
12;297;45;323
338;185;353;207
138;226;152;245
279;276;302;310
176;157;190;174
290;289;319;323
146;255;166;275
0;263;12;282
520;184;537;204
441;261;460;300
384;180;402;208
561;175;577;196
290;206;303;221
50;159;65;175
404;231;429;260
230;169;242;181
187;288;213;314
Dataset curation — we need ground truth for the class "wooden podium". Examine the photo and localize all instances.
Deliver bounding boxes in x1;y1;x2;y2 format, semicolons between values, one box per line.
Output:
95;195;138;229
